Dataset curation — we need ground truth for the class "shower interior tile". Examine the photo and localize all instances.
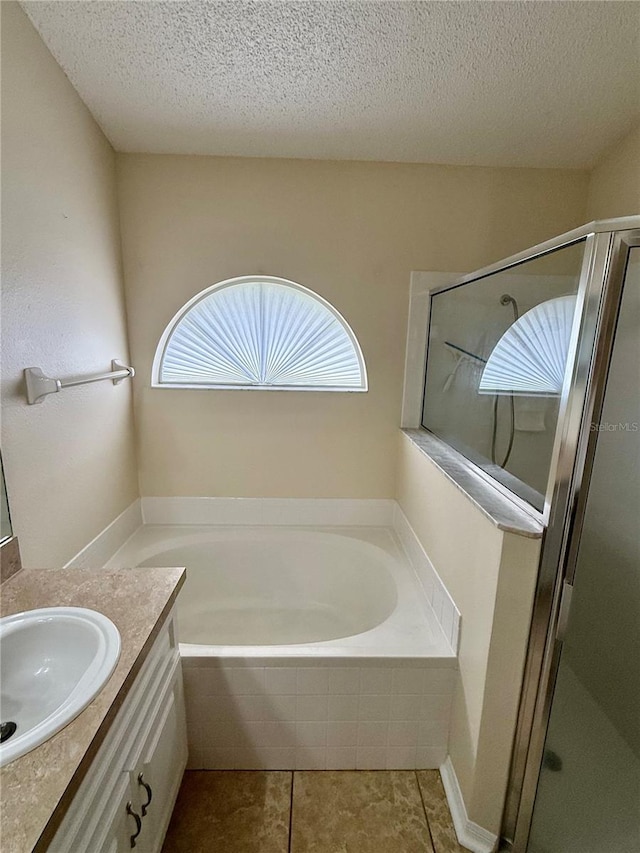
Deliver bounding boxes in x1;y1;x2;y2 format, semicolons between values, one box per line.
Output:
161;770;291;853
416;770;468;852
290;770;434;853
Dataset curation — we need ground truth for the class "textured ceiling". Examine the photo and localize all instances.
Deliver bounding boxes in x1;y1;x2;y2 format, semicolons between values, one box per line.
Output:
21;1;640;168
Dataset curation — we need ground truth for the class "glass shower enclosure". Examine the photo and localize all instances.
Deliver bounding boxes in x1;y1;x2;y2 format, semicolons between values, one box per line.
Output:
419;217;640;851
526;243;639;853
422;240;586;512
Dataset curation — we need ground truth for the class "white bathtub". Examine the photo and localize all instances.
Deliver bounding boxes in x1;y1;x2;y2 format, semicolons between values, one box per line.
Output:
108;525;453;657
107;524;457;770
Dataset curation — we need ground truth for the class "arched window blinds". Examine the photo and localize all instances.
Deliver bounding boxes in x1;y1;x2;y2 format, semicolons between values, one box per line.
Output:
479;295;576;395
152;276;367;391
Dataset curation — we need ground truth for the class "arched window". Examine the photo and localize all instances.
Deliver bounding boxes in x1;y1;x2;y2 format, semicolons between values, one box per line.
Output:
152;276;367;391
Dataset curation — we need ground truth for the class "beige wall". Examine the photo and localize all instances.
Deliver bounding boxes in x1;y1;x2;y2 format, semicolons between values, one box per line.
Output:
586;124;640;220
117;153;588;498
0;3;138;567
396;432;541;833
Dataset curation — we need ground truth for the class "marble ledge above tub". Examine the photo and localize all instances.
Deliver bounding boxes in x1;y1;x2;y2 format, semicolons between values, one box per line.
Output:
401;429;544;540
0;566;185;853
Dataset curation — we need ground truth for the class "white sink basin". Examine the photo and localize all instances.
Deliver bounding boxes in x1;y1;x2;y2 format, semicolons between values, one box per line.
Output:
0;606;121;767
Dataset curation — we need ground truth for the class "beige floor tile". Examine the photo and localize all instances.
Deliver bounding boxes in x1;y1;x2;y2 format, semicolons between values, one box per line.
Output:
161;770;292;853
291;770;434;853
416;770;466;853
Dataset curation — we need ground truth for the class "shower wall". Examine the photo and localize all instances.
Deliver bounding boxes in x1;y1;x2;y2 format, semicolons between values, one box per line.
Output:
0;4;138;567
116;153;588;500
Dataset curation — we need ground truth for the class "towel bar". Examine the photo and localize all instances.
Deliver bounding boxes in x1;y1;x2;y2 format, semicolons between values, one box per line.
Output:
24;360;135;405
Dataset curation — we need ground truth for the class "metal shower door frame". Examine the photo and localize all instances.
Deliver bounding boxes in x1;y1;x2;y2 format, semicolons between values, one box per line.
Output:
503;224;640;851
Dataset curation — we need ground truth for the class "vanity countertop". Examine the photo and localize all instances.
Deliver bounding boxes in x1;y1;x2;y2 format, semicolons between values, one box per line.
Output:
0;566;186;853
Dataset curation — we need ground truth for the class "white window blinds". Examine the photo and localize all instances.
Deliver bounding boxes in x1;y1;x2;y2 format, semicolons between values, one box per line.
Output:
152;276;367;391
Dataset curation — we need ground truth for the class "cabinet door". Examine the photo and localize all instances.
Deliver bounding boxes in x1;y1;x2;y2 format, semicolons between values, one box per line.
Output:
134;670;188;853
89;774;145;853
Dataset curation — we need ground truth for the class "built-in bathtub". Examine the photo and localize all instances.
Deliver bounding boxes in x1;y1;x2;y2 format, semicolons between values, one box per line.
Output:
106;522;458;770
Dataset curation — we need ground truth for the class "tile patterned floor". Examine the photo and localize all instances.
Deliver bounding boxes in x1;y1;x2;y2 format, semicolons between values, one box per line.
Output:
162;769;466;853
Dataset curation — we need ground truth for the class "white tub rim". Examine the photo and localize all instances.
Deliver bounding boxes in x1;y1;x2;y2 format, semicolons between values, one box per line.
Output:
106;523;457;661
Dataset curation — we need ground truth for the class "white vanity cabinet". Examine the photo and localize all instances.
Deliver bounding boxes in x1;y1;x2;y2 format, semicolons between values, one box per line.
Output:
49;610;187;853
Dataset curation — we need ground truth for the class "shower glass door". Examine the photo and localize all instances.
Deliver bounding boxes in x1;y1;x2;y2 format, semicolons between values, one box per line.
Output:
527;247;640;852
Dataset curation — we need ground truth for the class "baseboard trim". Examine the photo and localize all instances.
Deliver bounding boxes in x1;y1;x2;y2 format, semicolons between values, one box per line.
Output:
440;757;499;853
141;497;395;527
64;499;142;568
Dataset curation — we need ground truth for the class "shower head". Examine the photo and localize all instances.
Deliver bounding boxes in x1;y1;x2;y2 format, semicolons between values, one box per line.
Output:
500;293;519;320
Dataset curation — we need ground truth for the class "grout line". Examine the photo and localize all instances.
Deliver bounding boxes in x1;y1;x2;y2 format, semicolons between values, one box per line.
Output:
287;771;295;853
415;769;437;853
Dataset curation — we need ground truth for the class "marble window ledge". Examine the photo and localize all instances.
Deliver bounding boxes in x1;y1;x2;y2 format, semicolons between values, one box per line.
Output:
402;429;544;540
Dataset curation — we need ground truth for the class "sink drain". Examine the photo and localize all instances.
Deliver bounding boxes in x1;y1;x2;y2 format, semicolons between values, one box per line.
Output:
0;722;17;743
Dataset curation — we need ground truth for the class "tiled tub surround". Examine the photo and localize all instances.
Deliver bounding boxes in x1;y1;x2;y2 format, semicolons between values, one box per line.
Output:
182;659;455;771
105;505;460;771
